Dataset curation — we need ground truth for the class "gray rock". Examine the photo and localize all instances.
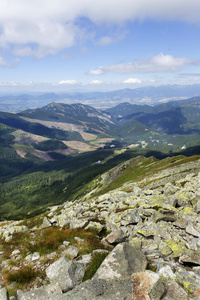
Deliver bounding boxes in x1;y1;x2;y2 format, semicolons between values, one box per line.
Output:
69;219;88;229
0;287;9;300
158;265;176;280
179;250;200;266
17;282;62;300
162;281;189;300
63;241;70;247
131;270;165;300
46;256;86;292
85;221;104;233
175;266;199;294
64;246;79;259
93;242;147;281
40;217;52;229
173;218;188;229
105;228;127;244
77;253;92;265
54;278;132;300
32;252;40;261
186;225;200;238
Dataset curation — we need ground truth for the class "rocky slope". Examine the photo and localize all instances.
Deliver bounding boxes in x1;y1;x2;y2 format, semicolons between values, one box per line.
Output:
1;155;200;299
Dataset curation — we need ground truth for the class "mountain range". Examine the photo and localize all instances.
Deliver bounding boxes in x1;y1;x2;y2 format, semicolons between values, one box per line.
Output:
2;84;200;112
0;96;200;220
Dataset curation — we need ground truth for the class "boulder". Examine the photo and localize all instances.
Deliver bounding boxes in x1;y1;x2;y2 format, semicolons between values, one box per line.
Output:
54;277;132;300
40;216;52;229
46;256;86;292
131;270;165;300
0;287;9;300
93;242;147;281
64;246;79;259
85;221;104;233
104;228;127;245
162;281;188;300
175;266;200;294
17;282;62;300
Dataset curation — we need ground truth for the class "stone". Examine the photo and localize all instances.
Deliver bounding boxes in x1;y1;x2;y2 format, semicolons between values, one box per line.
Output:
0;287;9;300
158;265;176;280
46;256;86;292
77;253;92;265
11;249;20;256
179;250;200;266
186;225;200;238
69;219;88;229
17;282;62;300
32;252;40;261
173;218;188;229
2;225;28;240
175;266;199;294
85;221;104;233
162;281;188;300
54;277;132;300
131;270;165;300
63;241;70;247
74;237;84;243
105;228;127;244
40;216;52;229
152;210;177;223
65;246;79;259
93;242;147;281
159;242;173;257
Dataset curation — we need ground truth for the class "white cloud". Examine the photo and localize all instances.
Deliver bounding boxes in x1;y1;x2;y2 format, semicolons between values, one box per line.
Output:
0;56;8;67
58;80;77;85
123;78;142;84
0;1;200;58
97;36;113;46
90;80;103;84
88;53;199;74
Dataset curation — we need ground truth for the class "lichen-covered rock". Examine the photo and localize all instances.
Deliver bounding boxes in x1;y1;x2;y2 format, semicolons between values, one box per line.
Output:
93;242;147;281
162;281;189;300
175;266;200;294
69;219;88;229
85;221;104;233
179;250;200;266
54;278;133;300
46;256;86;292
17;282;62;300
131;270;165;300
1;225;28;240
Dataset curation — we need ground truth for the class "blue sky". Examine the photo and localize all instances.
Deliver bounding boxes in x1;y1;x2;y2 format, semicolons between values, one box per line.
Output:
0;0;200;92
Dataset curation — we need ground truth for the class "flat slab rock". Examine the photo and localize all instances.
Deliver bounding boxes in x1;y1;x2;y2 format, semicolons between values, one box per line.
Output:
54;278;133;300
17;283;62;300
93;242;147;280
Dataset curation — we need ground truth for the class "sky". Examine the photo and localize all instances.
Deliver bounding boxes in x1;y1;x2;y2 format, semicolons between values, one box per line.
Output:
0;0;200;92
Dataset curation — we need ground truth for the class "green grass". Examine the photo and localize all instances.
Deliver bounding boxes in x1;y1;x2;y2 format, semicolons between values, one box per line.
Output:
6;265;42;284
82;252;109;281
27;227;107;256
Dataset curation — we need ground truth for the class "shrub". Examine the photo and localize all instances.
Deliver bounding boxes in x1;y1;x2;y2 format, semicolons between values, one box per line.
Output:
7;265;40;284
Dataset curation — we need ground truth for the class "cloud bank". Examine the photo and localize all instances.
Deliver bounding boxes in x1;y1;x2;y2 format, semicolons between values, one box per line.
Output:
0;0;200;57
88;53;199;74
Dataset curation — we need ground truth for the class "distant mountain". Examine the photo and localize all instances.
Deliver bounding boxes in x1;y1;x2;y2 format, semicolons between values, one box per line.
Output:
1;84;200;112
105;96;200;137
20;102;115;133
